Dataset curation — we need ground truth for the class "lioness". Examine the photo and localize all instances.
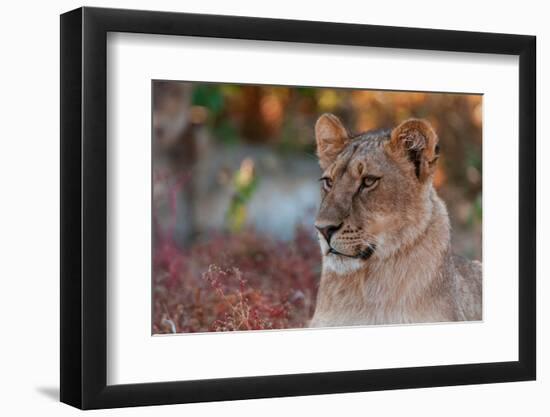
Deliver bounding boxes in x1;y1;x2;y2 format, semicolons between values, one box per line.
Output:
310;114;482;327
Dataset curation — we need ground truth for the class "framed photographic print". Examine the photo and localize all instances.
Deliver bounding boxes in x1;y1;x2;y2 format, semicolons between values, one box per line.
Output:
60;6;536;409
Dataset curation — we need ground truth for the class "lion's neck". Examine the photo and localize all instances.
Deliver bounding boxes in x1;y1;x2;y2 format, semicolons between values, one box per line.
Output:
312;189;454;326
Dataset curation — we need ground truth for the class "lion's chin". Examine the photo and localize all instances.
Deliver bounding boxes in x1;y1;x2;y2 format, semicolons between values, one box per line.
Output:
322;253;364;275
318;237;373;275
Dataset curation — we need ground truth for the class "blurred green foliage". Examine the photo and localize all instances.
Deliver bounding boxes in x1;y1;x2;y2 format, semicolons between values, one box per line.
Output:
226;158;259;232
192;84;224;115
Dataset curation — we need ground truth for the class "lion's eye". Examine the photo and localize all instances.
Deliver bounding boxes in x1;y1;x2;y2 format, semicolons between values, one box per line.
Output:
361;175;380;190
320;177;333;191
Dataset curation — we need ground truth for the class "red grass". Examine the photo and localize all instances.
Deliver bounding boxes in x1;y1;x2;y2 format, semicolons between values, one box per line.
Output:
152;226;321;334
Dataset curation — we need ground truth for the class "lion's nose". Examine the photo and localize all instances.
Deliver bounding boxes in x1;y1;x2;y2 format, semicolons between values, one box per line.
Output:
315;223;343;243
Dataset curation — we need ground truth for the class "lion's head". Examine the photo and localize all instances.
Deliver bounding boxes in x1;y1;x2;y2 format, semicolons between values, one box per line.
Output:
314;113;441;274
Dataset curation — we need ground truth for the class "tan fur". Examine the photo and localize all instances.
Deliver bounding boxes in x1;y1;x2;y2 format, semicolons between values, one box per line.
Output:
310;114;482;327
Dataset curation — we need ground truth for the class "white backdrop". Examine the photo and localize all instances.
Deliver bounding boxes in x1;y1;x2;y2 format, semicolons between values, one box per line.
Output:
0;0;546;416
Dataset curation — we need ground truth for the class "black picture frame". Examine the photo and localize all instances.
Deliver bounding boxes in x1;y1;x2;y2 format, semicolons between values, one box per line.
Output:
60;6;536;410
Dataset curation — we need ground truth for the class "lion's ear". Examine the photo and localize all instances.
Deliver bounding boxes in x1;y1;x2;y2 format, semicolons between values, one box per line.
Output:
315;114;350;170
388;119;440;182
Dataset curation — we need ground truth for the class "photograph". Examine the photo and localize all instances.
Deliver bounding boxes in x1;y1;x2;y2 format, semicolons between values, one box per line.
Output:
54;4;537;411
152;81;483;334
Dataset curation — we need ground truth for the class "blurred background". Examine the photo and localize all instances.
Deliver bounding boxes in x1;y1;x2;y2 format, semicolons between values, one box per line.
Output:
152;81;482;334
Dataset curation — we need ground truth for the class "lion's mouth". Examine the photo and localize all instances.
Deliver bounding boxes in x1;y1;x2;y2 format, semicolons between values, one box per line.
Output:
328;244;376;260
